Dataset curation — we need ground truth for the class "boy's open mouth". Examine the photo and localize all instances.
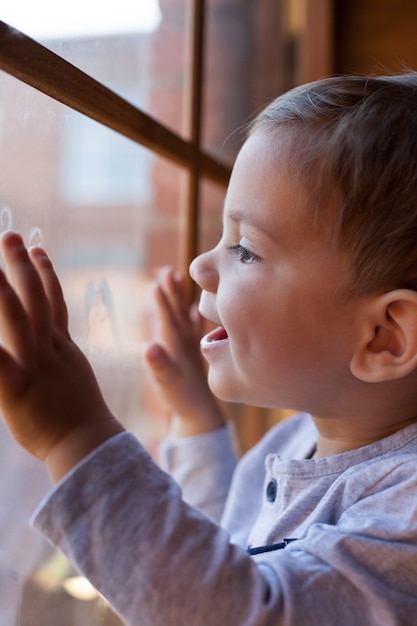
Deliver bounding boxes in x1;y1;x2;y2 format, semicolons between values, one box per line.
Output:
201;325;229;346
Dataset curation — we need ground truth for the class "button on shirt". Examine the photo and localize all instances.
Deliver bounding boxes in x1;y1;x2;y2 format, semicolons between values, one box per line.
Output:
247;451;355;549
266;479;278;502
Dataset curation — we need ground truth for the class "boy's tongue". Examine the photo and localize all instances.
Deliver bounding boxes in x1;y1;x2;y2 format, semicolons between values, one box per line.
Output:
205;326;228;343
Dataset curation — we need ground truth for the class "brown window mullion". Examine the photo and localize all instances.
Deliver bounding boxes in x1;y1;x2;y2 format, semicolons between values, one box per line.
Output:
0;20;231;189
182;0;206;288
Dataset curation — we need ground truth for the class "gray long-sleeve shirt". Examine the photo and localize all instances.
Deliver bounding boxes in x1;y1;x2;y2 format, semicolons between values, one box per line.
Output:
33;412;417;625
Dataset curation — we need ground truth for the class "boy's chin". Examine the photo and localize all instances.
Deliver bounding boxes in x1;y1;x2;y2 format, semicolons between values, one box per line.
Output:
208;369;291;410
207;371;243;404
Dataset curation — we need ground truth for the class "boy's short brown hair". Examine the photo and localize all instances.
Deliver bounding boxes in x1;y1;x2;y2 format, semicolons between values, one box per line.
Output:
251;73;417;297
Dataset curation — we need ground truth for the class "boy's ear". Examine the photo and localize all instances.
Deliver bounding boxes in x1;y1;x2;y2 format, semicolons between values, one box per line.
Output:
350;289;417;383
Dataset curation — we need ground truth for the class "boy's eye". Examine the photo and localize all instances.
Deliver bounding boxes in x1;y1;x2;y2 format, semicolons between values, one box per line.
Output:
228;244;258;264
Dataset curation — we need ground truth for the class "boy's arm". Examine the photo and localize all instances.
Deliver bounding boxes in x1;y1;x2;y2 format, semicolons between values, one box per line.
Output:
0;231;124;483
143;266;226;438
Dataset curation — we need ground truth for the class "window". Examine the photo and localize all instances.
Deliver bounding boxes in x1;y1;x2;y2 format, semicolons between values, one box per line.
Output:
0;1;332;623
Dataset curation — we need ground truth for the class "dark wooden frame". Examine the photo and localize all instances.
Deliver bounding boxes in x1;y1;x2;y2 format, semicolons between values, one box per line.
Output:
0;12;231;279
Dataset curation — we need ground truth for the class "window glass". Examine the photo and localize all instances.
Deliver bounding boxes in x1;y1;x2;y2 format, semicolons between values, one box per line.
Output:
203;0;287;166
1;0;162;39
0;68;186;626
0;0;290;622
1;0;191;138
202;0;253;166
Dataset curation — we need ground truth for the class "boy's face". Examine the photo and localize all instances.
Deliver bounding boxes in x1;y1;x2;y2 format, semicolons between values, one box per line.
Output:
190;130;361;413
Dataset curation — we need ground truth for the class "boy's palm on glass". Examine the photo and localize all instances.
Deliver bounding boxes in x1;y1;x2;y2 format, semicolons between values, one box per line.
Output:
0;232;121;477
144;267;225;435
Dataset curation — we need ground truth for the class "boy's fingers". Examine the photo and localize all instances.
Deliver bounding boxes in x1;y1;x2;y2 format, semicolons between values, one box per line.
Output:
29;246;70;337
0;268;36;365
143;342;179;384
0;232;52;338
153;282;180;334
158;267;190;321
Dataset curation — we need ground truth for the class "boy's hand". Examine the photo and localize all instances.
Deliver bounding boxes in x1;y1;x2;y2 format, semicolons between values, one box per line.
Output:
0;232;123;482
144;267;225;438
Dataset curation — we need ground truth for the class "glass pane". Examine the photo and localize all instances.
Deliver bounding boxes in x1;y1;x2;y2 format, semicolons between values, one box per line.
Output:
0;70;187;625
1;0;192;138
203;0;287;165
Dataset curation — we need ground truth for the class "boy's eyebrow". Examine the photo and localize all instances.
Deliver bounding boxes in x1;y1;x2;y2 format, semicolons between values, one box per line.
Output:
224;208;258;228
224;208;275;240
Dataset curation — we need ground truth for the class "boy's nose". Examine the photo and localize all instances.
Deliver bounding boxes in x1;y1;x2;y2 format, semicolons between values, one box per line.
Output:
189;250;218;293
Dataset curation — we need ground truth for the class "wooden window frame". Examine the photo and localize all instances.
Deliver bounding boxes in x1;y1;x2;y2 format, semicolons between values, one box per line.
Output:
0;2;231;285
0;0;333;275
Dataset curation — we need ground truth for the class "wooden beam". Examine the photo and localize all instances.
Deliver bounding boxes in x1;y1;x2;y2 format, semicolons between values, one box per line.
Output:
0;21;231;186
182;0;206;284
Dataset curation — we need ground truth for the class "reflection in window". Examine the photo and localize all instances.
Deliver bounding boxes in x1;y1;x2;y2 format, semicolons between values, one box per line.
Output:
60;110;153;206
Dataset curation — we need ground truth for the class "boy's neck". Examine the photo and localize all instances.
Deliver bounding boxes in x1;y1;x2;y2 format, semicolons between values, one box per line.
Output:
311;413;417;458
